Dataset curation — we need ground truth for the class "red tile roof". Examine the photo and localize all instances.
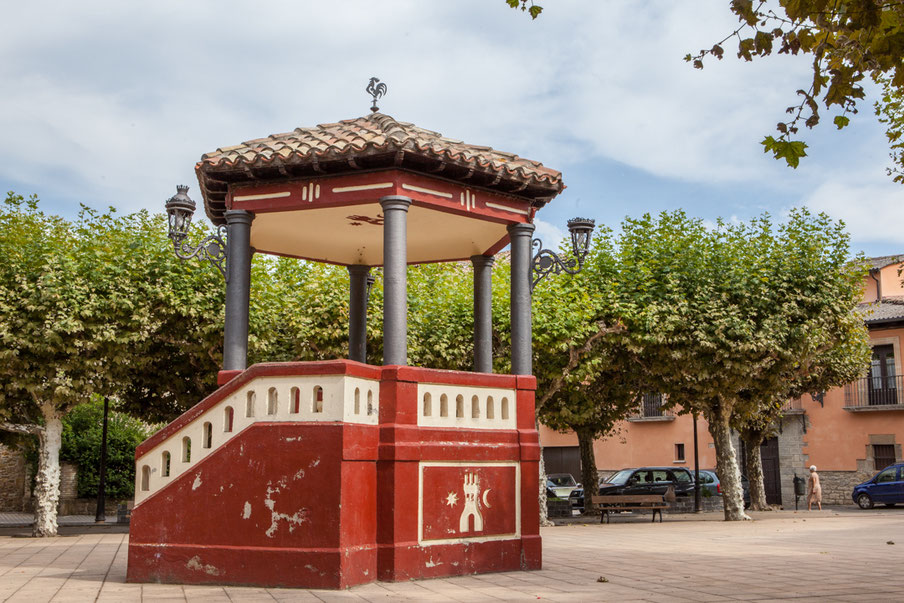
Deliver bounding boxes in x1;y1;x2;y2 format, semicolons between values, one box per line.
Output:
196;113;564;224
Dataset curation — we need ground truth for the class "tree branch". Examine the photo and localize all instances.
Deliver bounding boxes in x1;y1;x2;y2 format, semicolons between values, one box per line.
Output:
0;422;42;436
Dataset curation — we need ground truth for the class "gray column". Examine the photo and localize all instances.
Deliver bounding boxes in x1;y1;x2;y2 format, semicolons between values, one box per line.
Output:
380;196;412;366
223;210;254;371
471;255;495;373
348;265;371;364
508;223;535;375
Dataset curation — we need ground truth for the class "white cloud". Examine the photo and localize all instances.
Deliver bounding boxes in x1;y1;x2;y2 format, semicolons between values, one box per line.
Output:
533;219;566;248
802;176;904;247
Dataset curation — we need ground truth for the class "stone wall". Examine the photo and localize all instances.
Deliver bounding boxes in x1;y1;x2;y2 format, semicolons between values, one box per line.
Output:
60;462;78;500
0;444;27;512
818;470;872;506
667;494;723;514
777;414;808;508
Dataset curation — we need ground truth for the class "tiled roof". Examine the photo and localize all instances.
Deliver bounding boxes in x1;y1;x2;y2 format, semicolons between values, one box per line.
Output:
196;113;564;224
863;254;904;270
858;296;904;324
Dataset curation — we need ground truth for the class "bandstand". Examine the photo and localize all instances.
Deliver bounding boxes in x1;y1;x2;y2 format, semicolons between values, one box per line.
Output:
127;94;579;589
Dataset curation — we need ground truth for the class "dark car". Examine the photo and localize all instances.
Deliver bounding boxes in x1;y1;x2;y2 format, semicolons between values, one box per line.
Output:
852;462;904;509
697;469;751;508
569;467;695;512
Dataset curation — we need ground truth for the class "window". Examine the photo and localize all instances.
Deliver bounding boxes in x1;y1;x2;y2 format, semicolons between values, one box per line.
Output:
268;387;278;415
141;465;151;491
671;469;692;484
246;391;256;417
874;444;896;470
161;451;171;477
182;437;191;463
224;406;234;432
876;467;897;483
423;393;432;417
675;443;686;462
313;386;324;413
868;345;897;405
642;393;665;417
440;394;449;417
202;422;213;449
290;387;300;414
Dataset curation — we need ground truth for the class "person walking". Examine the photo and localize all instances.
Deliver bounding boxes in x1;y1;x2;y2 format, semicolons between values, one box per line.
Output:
807;465;822;511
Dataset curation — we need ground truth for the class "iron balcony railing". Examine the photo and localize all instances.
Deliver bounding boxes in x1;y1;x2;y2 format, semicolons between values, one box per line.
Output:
782;397;804;413
628;393;675;419
844;374;904;408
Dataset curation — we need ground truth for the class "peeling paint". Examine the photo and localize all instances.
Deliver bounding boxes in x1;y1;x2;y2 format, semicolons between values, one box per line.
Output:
192;472;203;491
309;458;320;468
293;469;305;481
242;501;252;519
425;557;442;568
186;555;221;576
285;436;301;442
264;476;309;537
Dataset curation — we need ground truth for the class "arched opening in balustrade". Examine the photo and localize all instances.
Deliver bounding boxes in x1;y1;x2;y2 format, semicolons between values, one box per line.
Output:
501;397;510;420
440;394;448;417
246;391;256;418
313;386;324;413
423;392;432;417
224;406;234;432
471;395;480;419
268;387;278;415
161;451;171;477
203;422;213;449
354;388;361;414
290;387;300;414
182;436;191;463
367;390;374;415
455;395;464;418
487;396;495;419
141;465;151;491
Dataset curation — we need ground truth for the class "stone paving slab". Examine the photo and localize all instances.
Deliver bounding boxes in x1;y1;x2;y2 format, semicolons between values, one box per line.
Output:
1;509;903;601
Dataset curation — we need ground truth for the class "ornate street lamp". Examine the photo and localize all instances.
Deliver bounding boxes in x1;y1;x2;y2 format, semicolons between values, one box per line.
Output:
165;185;228;279
531;217;596;289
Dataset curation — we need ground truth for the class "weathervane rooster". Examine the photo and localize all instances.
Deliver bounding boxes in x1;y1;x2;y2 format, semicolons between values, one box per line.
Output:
366;77;387;113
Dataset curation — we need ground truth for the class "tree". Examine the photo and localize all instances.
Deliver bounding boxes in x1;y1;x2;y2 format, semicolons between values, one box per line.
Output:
0;195;169;535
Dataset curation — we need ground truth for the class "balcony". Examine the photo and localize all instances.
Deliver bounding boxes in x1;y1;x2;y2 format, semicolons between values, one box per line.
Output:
844;375;904;411
627;393;675;422
782;397;805;415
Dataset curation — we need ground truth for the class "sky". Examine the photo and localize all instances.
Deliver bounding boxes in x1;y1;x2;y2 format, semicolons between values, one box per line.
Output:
1;1;901;257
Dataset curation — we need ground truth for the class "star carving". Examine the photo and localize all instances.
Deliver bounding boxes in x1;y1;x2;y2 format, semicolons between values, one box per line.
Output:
445;491;459;507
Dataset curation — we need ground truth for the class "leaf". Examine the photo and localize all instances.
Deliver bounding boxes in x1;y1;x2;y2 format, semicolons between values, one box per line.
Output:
833;115;850;130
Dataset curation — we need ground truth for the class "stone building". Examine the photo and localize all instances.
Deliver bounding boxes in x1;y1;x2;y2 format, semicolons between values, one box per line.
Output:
540;255;904;507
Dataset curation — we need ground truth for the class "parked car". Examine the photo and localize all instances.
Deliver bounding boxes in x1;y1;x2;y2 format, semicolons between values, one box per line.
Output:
568;467;695;512
852;462;904;509
547;473;579;499
697;469;751;508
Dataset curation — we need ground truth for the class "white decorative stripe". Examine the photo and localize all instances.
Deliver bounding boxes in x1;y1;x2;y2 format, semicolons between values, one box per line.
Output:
460;190;476;212
485;202;529;216
300;182;321;202
233;191;291;202
332;183;393;193
416;383;517;430
401;184;453;199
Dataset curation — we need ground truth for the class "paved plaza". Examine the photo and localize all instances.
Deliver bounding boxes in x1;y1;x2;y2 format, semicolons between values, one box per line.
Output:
1;508;903;602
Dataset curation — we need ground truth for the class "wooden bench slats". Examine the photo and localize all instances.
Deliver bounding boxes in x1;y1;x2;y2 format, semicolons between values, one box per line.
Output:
591;495;662;504
590;493;671;524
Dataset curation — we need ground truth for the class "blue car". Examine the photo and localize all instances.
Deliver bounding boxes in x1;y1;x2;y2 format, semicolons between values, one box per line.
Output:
852;462;904;509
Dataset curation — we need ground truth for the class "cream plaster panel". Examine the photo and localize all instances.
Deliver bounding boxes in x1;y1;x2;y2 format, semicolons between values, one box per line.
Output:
416;383;517;430
250;204;508;265
417;461;521;546
134;374;379;506
870;335;902;376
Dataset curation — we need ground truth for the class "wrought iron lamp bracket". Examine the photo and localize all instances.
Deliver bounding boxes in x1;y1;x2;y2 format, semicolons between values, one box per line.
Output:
531;238;581;289
171;226;229;281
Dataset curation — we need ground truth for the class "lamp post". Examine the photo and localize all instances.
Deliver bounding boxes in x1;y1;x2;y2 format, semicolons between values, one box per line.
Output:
94;397;109;523
531;218;596;289
165;185;228;279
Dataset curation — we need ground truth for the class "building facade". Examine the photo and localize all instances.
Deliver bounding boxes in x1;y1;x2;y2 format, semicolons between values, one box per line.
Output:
540;255;904;507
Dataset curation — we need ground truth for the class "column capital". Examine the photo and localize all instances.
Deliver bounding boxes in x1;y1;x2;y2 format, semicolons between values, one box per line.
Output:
470;255;495;269
507;222;535;237
348;264;371;276
380;196;412;212
225;209;255;225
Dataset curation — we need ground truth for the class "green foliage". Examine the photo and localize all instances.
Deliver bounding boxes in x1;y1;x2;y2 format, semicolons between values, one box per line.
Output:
876;74;904;182
689;1;904;176
60;398;159;499
506;0;542;19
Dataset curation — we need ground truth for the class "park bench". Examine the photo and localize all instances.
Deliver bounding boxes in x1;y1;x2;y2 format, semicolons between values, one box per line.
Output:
591;494;669;523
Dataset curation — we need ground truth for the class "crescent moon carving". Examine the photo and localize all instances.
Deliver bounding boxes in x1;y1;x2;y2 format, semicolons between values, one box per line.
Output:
482;488;491;508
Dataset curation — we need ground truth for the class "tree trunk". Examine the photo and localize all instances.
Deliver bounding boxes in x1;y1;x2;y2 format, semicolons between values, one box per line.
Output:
741;430;769;511
33;408;63;537
575;427;599;515
707;402;751;521
537;446;553;527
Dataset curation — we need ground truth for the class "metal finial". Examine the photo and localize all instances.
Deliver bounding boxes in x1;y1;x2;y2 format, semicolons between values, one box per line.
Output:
366;77;387;113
